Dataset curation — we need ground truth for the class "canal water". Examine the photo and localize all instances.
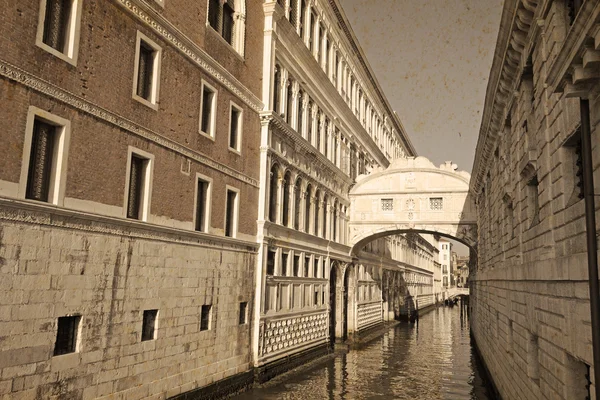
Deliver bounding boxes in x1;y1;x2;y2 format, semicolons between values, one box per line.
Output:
235;302;494;399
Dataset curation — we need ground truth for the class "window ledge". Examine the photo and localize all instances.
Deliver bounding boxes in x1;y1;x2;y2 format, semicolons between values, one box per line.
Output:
198;130;216;142
132;94;159;111
228;147;242;156
35;41;78;67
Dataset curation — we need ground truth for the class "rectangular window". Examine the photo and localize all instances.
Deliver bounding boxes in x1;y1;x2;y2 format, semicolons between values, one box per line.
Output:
239;302;248;325
26;119;56;203
281;252;289;276
200;305;212;331
200;82;217;137
229;104;243;151
54;315;80;356
527;175;540;227
42;0;71;53
267;250;275;275
195;178;210;232
37;0;82;64
430;197;443;210
141;309;157;341
127;154;149;220
133;32;161;108
293;255;300;277
314;286;319;306
313;257;319;278
381;198;393;211
305;256;311;277
225;188;238;237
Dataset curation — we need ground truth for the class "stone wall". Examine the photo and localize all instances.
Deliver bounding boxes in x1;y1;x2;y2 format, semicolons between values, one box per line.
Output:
470;1;600;399
0;200;257;399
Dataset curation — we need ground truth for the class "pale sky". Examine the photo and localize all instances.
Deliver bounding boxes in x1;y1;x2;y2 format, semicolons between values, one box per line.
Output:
339;0;503;255
340;0;503;174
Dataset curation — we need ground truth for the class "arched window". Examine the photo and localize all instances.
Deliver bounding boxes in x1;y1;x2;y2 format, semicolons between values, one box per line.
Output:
286;80;294;125
314;189;320;236
322;194;328;238
307;100;313;144
331;199;338;242
269;164;279;222
299;0;308;39
282;171;291;227
290;0;299;27
305;184;312;233
316;111;321;151
324;118;330;158
207;0;246;56
297;90;304;135
273;65;281;114
294;178;302;230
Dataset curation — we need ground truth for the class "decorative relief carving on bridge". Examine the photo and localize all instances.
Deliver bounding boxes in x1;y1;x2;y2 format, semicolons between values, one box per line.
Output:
259;312;328;356
357;302;383;330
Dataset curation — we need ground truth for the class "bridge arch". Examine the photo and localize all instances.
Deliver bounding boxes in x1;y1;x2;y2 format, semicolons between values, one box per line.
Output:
348;156;478;256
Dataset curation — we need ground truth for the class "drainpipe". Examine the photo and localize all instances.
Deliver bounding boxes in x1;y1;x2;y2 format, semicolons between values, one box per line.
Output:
579;98;600;399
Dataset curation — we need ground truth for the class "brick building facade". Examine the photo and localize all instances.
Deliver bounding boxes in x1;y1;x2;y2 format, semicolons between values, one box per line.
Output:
0;0;263;398
470;0;600;398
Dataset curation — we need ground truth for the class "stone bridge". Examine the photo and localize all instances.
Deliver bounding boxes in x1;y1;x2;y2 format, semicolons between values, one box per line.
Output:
348;156;478;255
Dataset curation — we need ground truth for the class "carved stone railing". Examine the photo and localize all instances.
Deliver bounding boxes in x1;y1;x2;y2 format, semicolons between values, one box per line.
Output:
258;310;328;358
356;301;382;331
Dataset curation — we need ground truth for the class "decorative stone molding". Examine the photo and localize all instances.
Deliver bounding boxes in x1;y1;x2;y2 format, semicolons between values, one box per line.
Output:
0;60;259;188
471;0;540;194
0;197;258;253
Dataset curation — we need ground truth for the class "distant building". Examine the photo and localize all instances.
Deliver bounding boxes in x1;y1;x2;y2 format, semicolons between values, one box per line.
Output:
439;239;453;289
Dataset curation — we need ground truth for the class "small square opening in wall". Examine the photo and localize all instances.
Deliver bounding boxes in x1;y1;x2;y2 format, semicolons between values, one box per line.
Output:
239;302;248;325
141;309;158;341
54;315;80;356
200;305;212;331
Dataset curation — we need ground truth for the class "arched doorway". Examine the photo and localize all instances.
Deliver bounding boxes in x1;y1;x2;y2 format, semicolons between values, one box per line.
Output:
329;264;337;346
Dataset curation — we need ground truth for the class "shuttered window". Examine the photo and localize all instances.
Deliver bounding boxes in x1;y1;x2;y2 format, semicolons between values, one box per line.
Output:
136;42;154;101
200;85;215;135
127;155;145;219
229;106;241;150
42;0;72;53
225;189;237;237
26;119;56;202
209;0;234;45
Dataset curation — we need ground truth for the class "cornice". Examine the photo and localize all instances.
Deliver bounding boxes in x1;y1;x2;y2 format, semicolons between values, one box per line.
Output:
326;0;417;157
546;1;600;93
113;0;263;113
0;60;259;188
0;197;259;253
470;0;540;195
273;22;390;168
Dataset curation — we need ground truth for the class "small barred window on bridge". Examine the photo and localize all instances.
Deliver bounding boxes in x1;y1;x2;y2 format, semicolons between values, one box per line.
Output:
381;198;393;211
429;197;443;210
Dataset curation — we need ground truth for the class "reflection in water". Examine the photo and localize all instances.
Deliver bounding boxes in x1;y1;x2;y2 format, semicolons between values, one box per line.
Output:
235;302;494;399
